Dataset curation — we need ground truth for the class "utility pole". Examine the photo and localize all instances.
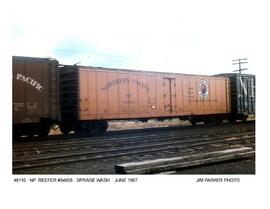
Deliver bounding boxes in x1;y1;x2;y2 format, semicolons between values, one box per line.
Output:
232;58;248;111
232;58;248;75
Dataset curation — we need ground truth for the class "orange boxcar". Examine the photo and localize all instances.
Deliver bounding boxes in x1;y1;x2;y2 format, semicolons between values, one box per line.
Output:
60;66;230;122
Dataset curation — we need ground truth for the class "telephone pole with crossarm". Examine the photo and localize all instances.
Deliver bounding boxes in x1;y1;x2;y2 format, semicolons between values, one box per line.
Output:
232;58;248;75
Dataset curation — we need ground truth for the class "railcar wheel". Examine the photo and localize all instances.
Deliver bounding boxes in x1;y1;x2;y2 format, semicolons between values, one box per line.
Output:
228;116;237;123
99;120;109;132
74;121;90;135
60;123;72;135
204;117;223;125
240;115;248;122
88;120;108;135
39;123;50;137
241;118;247;122
189;119;197;126
203;117;215;125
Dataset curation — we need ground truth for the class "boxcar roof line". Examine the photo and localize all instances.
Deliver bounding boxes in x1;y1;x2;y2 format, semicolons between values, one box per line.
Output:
60;64;228;79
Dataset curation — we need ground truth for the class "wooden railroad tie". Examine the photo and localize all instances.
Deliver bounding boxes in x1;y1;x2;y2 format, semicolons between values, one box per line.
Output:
114;147;255;174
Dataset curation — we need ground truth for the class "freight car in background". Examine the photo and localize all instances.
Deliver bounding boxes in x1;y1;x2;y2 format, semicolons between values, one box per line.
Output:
12;56;256;138
12;56;60;137
59;65;231;134
219;73;255;122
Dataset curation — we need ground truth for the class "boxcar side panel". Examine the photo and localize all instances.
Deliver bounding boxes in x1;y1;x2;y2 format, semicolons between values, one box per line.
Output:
175;76;184;113
209;79;217;113
182;77;191;113
203;78;211;113
79;70;89;117
137;74;148;114
221;79;226;112
216;78;223;113
155;76;164;114
107;72;119;115
128;74;139;114
13;57;59;124
78;67;230;120
97;71;108;115
147;75;157;115
189;77;198;114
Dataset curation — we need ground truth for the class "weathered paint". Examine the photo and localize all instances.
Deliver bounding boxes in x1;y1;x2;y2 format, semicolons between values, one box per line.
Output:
13;56;60;124
77;66;230;120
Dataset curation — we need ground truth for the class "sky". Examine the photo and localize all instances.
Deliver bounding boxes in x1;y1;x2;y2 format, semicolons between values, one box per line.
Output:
2;0;269;75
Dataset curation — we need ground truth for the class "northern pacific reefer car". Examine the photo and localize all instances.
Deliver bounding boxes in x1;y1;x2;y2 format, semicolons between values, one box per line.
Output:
59;65;231;134
13;56;60;137
13;56;255;137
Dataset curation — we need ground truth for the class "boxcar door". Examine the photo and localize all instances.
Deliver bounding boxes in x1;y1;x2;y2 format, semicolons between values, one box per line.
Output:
163;78;176;113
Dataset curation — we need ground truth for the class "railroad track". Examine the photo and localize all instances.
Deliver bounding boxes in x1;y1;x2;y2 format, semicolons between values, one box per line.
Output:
13;121;255;174
13;121;254;153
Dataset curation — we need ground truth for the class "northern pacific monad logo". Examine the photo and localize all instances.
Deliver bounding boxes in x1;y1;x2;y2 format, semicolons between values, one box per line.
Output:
198;79;209;99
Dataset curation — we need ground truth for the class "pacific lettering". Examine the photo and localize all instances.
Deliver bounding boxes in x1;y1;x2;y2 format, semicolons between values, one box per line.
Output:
16;73;44;92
